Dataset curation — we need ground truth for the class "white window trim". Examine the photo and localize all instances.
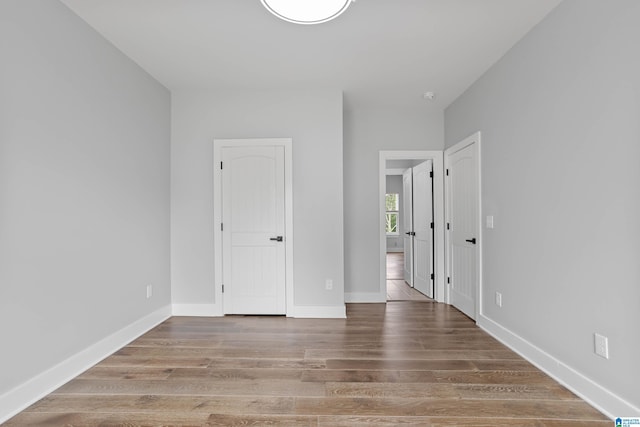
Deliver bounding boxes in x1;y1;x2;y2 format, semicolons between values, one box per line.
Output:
385;192;400;236
385;212;399;236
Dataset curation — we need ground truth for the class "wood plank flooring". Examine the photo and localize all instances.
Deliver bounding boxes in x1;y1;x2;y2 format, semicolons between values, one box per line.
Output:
386;252;405;280
387;280;432;302
5;302;610;426
386;252;432;301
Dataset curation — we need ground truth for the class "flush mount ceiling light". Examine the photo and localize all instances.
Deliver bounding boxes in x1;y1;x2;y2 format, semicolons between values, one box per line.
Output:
261;0;353;25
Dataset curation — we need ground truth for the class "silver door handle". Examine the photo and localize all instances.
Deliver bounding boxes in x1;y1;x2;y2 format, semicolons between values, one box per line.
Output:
269;236;283;242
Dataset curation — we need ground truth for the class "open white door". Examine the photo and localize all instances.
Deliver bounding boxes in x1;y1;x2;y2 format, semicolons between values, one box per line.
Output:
402;168;414;286
412;160;434;298
222;145;286;314
445;135;480;319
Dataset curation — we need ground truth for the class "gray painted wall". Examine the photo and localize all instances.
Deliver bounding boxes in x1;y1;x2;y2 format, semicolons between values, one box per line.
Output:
0;0;171;395
445;0;639;411
344;106;443;296
171;89;344;308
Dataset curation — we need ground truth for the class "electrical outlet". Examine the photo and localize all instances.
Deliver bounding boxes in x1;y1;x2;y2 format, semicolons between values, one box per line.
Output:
325;279;333;290
594;333;609;359
146;284;153;299
495;291;502;307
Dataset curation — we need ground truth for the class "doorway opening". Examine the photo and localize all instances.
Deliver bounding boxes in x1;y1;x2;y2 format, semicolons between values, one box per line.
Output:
379;151;445;303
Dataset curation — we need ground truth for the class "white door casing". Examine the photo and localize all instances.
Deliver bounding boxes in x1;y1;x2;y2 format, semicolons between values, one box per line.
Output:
213;138;294;316
402;168;414;286
412;160;434;298
445;133;481;320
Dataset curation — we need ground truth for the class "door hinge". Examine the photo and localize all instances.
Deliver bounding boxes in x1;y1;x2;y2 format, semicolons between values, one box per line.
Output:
429;171;433;178
430;273;434;280
446;168;449;176
447;222;450;230
222;284;224;293
430;222;434;229
447;277;451;284
220;161;223;169
221;223;224;231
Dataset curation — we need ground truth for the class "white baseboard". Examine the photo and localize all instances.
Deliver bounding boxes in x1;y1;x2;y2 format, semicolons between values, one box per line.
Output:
172;303;222;317
345;292;386;303
291;305;346;318
172;304;346;319
0;305;172;424
478;314;638;420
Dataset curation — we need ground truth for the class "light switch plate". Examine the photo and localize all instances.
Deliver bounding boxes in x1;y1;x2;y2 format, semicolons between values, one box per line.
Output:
486;215;494;229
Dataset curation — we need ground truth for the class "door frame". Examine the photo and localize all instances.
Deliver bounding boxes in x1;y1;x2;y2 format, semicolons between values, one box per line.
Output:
444;132;482;318
379;151;445;303
213;138;294;316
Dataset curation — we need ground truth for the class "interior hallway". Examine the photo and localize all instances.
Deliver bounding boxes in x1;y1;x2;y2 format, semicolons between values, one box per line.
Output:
386;252;432;302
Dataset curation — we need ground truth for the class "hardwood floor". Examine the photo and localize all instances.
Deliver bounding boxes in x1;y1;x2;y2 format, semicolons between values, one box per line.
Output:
6;302;609;426
387;252;432;302
386;252;405;280
387;280;433;302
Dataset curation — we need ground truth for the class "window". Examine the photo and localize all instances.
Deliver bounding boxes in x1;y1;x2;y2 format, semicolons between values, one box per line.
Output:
385;193;399;235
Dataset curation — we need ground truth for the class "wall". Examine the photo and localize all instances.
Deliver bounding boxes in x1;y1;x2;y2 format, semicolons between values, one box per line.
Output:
344;106;443;299
0;0;171;418
445;0;640;416
171;89;344;313
385;175;404;251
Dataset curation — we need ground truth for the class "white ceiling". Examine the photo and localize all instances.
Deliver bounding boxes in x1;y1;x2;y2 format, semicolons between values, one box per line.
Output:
59;0;562;110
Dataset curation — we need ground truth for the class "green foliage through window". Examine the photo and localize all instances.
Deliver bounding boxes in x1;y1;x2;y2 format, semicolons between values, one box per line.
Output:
385;194;399;234
386;193;399;211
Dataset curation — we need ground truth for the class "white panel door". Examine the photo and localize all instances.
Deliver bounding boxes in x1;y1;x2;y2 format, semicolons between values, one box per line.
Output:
412;160;434;298
446;141;478;319
402;168;414;286
222;146;286;314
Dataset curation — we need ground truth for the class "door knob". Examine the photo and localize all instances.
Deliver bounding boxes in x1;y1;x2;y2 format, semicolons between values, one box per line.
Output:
465;238;477;244
270;236;284;242
405;231;416;236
